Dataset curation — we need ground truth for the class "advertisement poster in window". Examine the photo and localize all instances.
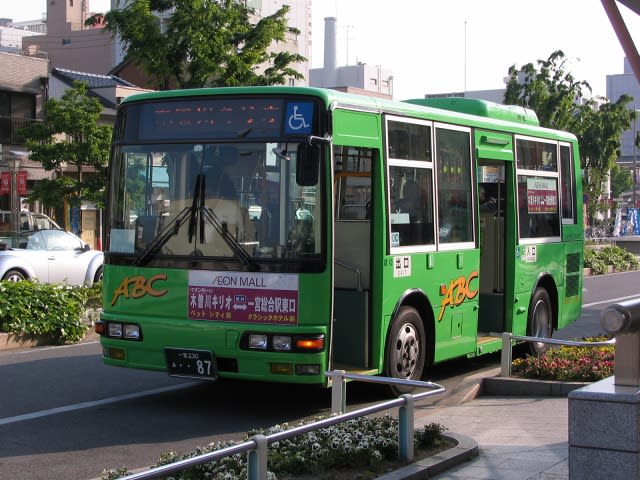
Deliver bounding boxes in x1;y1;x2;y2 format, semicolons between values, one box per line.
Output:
526;178;558;214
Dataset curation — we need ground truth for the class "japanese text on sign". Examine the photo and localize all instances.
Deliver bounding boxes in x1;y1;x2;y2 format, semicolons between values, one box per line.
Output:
527;178;558;214
188;271;299;324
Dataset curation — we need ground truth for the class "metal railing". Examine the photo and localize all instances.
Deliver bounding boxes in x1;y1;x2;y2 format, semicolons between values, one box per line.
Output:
114;372;445;480
492;332;615;377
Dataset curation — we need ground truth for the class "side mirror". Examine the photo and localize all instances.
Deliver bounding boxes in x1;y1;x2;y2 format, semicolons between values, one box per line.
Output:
296;143;319;186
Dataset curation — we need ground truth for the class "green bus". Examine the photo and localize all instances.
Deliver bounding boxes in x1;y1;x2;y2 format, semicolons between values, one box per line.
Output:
96;87;583;392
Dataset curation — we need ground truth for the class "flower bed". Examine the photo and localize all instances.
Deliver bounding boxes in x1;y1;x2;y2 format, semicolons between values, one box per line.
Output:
101;416;450;480
512;336;614;382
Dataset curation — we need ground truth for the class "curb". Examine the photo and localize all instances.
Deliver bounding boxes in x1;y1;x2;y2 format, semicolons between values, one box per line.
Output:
376;433;478;480
483;375;590;396
0;308;100;352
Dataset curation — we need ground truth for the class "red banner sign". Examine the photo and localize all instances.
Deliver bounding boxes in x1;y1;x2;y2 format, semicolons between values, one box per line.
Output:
16;171;28;195
0;172;9;195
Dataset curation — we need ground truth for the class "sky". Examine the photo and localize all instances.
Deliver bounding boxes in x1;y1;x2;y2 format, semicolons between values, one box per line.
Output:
2;0;640;100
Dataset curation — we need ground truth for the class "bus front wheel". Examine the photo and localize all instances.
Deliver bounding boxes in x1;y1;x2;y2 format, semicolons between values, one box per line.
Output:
527;288;553;355
384;306;426;395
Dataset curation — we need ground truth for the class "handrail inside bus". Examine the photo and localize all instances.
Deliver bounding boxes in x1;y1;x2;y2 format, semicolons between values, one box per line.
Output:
334;259;362;291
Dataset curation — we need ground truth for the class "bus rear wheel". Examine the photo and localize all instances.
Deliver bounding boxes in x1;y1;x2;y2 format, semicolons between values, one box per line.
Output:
527;288;553;355
384;306;426;396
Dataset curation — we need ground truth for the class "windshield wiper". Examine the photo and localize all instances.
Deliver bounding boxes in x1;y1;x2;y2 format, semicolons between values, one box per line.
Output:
199;174;260;272
135;207;192;266
136;173;260;271
136;174;203;266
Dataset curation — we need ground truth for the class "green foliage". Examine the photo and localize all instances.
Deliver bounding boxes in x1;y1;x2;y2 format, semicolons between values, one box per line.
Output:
584;245;640;274
101;416;448;480
19;81;112;209
512;336;614;382
0;281;92;343
610;163;633;201
504;50;636;223
504;50;590;131
92;0;305;90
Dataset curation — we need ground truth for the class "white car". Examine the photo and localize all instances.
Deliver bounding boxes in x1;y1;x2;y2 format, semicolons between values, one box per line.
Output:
0;229;103;286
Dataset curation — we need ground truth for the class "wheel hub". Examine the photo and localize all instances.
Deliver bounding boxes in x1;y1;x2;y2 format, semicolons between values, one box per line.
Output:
394;323;419;378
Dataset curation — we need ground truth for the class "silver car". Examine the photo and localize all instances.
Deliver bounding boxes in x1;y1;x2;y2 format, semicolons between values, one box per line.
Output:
0;229;103;286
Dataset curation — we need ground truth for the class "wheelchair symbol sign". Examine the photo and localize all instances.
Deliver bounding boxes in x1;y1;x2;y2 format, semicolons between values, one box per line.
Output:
285;102;313;135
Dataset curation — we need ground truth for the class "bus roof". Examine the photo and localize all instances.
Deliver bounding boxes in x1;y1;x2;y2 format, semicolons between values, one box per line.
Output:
119;86;574;141
403;97;540;127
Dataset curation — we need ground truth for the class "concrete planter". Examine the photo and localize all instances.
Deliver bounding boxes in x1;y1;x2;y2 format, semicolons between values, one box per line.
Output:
0;307;101;352
0;332;50;350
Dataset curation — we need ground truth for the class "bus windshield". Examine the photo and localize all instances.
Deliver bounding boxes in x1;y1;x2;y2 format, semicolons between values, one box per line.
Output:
106;141;323;268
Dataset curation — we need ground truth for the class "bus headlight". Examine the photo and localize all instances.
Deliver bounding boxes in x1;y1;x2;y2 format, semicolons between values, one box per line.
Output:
249;334;268;350
108;323;123;338
273;335;292;351
123;324;141;340
104;321;143;341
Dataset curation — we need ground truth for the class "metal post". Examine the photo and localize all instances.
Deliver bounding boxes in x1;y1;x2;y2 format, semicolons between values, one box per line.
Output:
398;394;415;462
500;332;513;377
5;151;25;245
601;299;640;387
247;434;268;480
330;370;346;414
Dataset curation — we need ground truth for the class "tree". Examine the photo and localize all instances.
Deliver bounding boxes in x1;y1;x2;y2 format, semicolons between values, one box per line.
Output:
610;163;633;202
504;50;636;222
20;81;112;214
89;0;306;90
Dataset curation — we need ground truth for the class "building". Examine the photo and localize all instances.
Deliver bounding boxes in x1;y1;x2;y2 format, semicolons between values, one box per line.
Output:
21;0;115;75
309;17;393;98
607;57;640;167
0;50;50;214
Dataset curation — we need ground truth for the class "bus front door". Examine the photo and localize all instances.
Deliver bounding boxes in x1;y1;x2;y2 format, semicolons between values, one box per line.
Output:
331;148;374;372
477;159;510;336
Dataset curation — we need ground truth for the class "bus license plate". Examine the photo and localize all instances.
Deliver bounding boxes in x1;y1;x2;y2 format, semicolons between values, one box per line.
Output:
165;348;217;380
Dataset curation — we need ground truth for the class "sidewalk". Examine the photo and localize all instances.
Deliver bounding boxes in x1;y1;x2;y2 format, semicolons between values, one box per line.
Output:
414;395;568;479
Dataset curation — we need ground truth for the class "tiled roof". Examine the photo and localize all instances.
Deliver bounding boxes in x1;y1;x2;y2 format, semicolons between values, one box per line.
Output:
52;67;138;88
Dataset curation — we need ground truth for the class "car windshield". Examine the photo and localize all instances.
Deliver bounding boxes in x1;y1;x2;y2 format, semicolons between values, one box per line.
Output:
107;142;323;268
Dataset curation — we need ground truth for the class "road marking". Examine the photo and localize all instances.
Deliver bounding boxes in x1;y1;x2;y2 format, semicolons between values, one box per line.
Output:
583;294;640;309
0;382;199;426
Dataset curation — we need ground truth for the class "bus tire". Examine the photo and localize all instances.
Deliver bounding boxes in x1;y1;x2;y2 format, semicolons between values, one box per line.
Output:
384;306;426;396
527;287;553;355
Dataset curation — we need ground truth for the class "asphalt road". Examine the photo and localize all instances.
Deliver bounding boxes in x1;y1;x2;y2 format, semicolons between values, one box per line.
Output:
1;270;638;479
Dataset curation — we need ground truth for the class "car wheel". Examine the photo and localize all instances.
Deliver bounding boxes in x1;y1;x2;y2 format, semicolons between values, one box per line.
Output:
528;288;553;355
384;306;426;396
2;269;26;282
93;266;103;284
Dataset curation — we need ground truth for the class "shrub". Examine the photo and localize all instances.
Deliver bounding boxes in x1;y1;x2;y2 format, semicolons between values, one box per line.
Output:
512;336;614;382
0;280;95;343
584;245;640;274
101;417;449;480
